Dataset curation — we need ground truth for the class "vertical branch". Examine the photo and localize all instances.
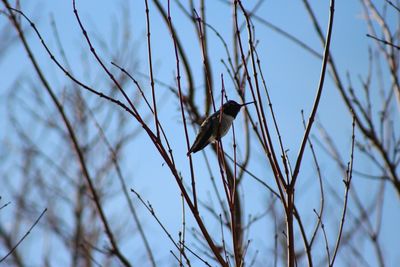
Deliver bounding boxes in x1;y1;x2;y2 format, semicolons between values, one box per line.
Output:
152;0;196;104
285;1;335;265
214;92;231;204
193;9;216;113
166;1;228;265
254;49;291;187
200;0;213;113
313;209;331;264
165;2;198;210
301;113;325;252
219;214;229;264
234;1;287;199
291;0;335;186
180;185;186;267
285;188;295;267
330;116;356;267
219;86;242;266
144;0;160;139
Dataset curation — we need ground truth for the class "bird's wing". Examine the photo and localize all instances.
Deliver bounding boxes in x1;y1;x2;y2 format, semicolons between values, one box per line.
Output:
188;115;215;154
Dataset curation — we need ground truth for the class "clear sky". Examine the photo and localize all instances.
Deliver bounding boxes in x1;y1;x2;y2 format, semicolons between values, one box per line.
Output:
1;0;399;266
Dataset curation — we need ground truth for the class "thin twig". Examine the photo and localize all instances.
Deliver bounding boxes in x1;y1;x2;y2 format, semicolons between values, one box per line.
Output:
110;62;176;165
330;115;356;266
88;107;156;267
301;111;324;252
237;0;287;192
385;0;400;12
193;8;214;113
366;33;400;50
164;2;198;210
291;0;335;186
151;0;196;104
0;201;11;211
130;189;207;266
0;208;47;263
144;0;160;138
313;209;331;264
166;1;228;265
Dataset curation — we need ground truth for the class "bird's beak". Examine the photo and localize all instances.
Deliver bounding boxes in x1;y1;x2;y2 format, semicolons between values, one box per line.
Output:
241;101;254;107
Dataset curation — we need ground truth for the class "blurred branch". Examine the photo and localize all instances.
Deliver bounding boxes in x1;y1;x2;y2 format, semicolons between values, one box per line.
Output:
4;3;132;265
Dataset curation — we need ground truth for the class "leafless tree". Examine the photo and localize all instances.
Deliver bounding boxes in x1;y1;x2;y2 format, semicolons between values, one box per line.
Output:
0;0;397;266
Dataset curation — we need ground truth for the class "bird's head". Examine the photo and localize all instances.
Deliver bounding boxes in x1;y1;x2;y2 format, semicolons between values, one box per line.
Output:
221;100;254;118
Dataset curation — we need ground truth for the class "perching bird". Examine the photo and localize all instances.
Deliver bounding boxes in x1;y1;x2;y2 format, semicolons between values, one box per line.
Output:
187;100;253;155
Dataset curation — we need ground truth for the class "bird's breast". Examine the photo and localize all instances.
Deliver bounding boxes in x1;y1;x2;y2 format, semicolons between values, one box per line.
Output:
217;114;234;138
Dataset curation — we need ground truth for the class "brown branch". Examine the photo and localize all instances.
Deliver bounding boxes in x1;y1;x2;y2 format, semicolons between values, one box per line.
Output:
88;108;156;267
330;116;356;266
237;1;288;191
144;0;160;139
110;62;176;166
233;1;287;216
152;0;196;105
164;2;198;210
193;7;214;113
291;0;335;187
130;189;211;266
301;112;325;251
282;1;335;266
313;209;331;264
254;48;291;187
166;1;228;265
180;187;186;266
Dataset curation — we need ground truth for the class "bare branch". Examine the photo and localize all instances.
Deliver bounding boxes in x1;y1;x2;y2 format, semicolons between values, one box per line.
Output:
0;208;47;263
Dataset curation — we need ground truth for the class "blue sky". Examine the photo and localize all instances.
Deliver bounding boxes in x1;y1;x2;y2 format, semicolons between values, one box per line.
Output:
1;0;399;266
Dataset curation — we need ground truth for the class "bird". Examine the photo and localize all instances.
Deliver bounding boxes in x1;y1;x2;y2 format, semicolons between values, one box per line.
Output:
187;100;253;155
